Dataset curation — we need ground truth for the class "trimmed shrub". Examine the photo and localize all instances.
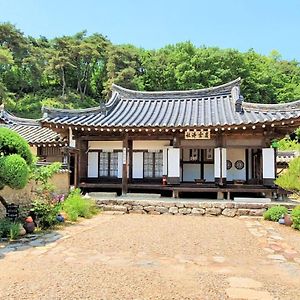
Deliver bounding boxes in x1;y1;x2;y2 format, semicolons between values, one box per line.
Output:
62;189;98;222
0;127;33;193
30;200;60;229
0;219;20;239
291;206;300;230
263;206;288;222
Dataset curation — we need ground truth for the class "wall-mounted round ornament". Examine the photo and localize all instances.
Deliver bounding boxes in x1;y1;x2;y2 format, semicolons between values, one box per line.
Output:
226;160;232;170
234;160;244;170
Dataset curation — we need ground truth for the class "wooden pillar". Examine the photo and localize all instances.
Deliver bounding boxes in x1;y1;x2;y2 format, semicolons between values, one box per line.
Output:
77;139;88;184
74;152;78;187
128;139;133;183
122;134;129;195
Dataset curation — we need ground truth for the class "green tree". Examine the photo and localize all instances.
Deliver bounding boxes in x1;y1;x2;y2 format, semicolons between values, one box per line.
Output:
0;127;33;208
275;157;300;196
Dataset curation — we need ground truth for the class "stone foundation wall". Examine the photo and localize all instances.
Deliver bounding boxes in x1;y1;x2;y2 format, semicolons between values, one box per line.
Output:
96;199;297;217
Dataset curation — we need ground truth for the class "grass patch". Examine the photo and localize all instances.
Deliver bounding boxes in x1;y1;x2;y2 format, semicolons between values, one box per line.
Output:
62;189;98;222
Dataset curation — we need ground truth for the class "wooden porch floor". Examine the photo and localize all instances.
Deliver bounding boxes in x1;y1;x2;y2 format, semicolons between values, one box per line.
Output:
79;181;278;198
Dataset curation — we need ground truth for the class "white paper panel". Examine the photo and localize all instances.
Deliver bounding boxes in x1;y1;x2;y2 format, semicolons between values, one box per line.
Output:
133;152;144;178
117;152;123;178
167;148;180;177
263;148;275;179
87;152;98;178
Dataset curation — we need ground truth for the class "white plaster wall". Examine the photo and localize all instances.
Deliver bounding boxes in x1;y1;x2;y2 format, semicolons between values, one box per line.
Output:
87;152;98;178
182;164;201;181
263;148;275;179
133;140;170;150
88;141;122;150
133;152;143;178
214;148;221;178
69;128;76;147
168;148;180;177
227;148;246;181
204;164;214;181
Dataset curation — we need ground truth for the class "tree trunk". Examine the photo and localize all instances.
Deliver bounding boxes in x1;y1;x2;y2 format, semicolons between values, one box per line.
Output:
61;67;66;97
0;195;8;209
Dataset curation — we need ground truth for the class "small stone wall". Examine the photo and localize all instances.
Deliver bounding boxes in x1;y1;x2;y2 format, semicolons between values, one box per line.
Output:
95;199;297;217
0;172;69;218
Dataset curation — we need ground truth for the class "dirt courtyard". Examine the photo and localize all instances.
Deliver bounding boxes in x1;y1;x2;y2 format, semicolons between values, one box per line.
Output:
1;214;300;300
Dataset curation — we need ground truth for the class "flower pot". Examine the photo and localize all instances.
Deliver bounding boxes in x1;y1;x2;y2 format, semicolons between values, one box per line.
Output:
284;214;293;227
23;222;35;234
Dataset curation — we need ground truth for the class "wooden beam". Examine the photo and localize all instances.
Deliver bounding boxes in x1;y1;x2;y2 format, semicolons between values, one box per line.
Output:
122;134;129;195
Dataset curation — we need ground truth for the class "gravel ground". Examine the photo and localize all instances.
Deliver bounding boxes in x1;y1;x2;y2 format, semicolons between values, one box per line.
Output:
0;214;300;300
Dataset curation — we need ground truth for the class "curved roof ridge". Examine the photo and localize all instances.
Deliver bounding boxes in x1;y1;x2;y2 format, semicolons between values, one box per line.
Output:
0;109;41;126
42;106;102;117
112;78;241;99
243;99;300;111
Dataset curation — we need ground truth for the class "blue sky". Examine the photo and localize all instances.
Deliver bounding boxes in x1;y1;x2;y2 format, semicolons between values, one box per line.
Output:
0;0;299;61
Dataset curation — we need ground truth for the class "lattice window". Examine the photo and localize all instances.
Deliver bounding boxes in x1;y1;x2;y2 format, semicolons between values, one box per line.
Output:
144;152;153;178
144;151;163;178
154;152;163;177
99;152;109;176
109;152;118;177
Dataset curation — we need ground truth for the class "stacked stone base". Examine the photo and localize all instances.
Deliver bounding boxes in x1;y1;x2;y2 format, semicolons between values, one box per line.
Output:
95;199;297;217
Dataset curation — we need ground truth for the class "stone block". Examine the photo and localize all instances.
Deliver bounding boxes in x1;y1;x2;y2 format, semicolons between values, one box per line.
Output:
144;206;156;212
169;207;179;214
129;209;146;214
184;202;199;208
178;208;192;215
222;208;237;217
155;206;169;213
206;207;222;215
132;205;144;210
176;202;185;208
249;209;266;216
237;209;250;216
191;208;205;215
102;205;127;212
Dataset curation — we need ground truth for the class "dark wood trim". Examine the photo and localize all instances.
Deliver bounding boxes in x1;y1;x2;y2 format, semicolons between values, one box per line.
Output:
200;149;204;180
128;140;133;182
245;149;249;181
122;134;128;195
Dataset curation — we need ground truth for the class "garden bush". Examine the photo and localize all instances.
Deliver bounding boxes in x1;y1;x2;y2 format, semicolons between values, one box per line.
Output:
263;206;288;222
30;200;60;229
0;219;20;239
62;189;98;221
291;206;300;230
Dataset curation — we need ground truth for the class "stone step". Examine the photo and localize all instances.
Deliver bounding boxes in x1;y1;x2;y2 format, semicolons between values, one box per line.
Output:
88;192;117;199
120;193;161;199
234;197;271;203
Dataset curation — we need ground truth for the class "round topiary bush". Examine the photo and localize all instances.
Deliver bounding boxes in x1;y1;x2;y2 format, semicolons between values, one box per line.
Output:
263;205;288;222
0;127;33;207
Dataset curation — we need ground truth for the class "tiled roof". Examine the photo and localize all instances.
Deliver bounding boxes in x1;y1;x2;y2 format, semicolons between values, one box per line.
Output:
277;150;299;163
0;106;66;146
42;78;300;128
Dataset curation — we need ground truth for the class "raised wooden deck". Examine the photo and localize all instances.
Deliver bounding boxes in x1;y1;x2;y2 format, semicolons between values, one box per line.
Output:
79;181;279;199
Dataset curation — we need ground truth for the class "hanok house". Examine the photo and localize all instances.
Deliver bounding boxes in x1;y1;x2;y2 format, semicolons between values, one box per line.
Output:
0;104;68;163
41;78;300;199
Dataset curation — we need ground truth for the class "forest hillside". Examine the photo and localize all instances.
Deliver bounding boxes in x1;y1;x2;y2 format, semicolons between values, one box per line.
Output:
0;23;300;118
